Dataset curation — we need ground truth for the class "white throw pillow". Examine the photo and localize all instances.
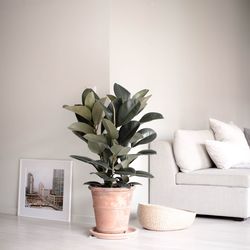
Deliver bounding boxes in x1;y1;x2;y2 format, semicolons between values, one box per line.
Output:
173;130;215;173
205;140;250;169
209;118;248;147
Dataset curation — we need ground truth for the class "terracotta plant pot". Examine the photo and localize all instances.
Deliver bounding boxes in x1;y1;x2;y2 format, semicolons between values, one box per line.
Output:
90;186;134;234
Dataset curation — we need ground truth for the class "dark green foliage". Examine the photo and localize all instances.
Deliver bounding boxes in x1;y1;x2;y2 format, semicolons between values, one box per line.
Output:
132;128;157;147
139;112;164;124
63;83;163;187
114;83;131;102
118;121;140;146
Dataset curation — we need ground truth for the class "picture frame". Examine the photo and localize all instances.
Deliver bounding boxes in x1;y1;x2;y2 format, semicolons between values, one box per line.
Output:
18;159;73;222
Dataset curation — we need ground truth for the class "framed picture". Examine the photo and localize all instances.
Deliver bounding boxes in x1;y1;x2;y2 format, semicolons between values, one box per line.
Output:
18;159;73;222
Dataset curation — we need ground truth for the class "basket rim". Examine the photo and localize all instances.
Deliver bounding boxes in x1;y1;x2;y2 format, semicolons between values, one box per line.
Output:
138;203;196;214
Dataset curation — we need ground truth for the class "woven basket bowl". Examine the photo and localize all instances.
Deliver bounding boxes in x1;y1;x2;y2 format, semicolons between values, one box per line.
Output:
137;203;196;231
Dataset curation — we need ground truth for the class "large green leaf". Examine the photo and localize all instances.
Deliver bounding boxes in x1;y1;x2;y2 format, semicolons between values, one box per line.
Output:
120;154;138;168
112;97;122;112
68;122;94;134
71;155;110;170
108;98;122;124
139;112;163;124
82;88;99;104
63;105;92;121
83;181;102;187
107;94;116;101
114;83;130;102
88;141;106;155
115;167;136;176
132;128;157;147
121;176;129;183
102;148;113;164
111;145;130;156
137;149;157;155
90;172;116;182
132;89;149;99
114;164;122;170
95;160;111;170
118;121;140;146
75;113;92;126
138;95;151;113
92;101;104;126
85;92;95;109
135;170;154;178
84;134;107;144
130;132;143;144
99;102;113;121
128;182;142;186
117;99;141;126
103;119;118;139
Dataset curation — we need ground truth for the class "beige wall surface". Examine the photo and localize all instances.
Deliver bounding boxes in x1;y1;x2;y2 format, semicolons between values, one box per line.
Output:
1;0;249;220
110;0;250;139
0;0;109;220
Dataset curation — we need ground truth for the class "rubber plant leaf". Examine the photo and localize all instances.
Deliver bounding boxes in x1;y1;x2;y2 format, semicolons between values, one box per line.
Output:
63;105;92;121
111;145;130;156
82;88;99;104
114;83;131;102
92;101;104;126
132;128;157;147
68;122;94;134
139;112;163;124
85;91;95;109
135;170;154;178
103;118;119;139
132;89;149;99
88;141;106;155
84;134;107;144
117;99;141;127
137;149;157;155
118;121;140;146
83;181;102;187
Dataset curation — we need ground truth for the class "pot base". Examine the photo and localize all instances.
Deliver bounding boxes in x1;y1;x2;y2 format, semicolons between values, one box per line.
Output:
89;226;138;240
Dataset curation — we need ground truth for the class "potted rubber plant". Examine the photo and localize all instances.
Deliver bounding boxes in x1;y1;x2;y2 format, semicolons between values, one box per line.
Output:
63;83;163;234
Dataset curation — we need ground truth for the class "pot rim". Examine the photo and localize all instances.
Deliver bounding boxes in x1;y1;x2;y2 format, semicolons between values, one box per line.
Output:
89;186;135;192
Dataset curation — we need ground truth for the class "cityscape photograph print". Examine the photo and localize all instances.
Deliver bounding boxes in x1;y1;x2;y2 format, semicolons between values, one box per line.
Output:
25;169;64;211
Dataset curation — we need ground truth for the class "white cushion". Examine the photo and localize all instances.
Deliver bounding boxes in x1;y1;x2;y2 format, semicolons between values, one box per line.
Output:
173;130;214;173
205;140;250;169
209;118;248;147
176;168;250;188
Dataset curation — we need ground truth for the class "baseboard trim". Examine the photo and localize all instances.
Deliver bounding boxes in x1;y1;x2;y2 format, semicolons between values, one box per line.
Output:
0;210;137;225
0;208;17;215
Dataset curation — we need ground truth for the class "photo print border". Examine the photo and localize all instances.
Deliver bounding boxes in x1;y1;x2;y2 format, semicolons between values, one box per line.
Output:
18;159;73;222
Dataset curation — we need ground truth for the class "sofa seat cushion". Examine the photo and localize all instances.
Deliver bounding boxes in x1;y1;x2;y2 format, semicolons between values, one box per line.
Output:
176;168;250;188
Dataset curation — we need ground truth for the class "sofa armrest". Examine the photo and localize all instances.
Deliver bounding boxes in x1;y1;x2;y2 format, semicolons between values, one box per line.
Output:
150;140;179;203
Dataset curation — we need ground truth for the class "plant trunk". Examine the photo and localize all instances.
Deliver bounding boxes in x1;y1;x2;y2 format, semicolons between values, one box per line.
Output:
90;186;134;234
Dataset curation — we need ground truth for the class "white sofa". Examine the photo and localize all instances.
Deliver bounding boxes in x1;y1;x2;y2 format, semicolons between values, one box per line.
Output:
150;140;250;219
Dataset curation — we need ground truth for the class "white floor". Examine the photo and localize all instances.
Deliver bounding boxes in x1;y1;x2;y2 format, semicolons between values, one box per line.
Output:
0;214;250;250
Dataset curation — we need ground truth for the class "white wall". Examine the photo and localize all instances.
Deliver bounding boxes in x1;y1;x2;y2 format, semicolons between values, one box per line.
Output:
110;0;250;140
0;0;109;220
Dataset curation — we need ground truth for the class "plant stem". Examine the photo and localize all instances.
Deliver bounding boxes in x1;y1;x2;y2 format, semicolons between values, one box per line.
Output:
111;102;116;127
111;155;116;188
